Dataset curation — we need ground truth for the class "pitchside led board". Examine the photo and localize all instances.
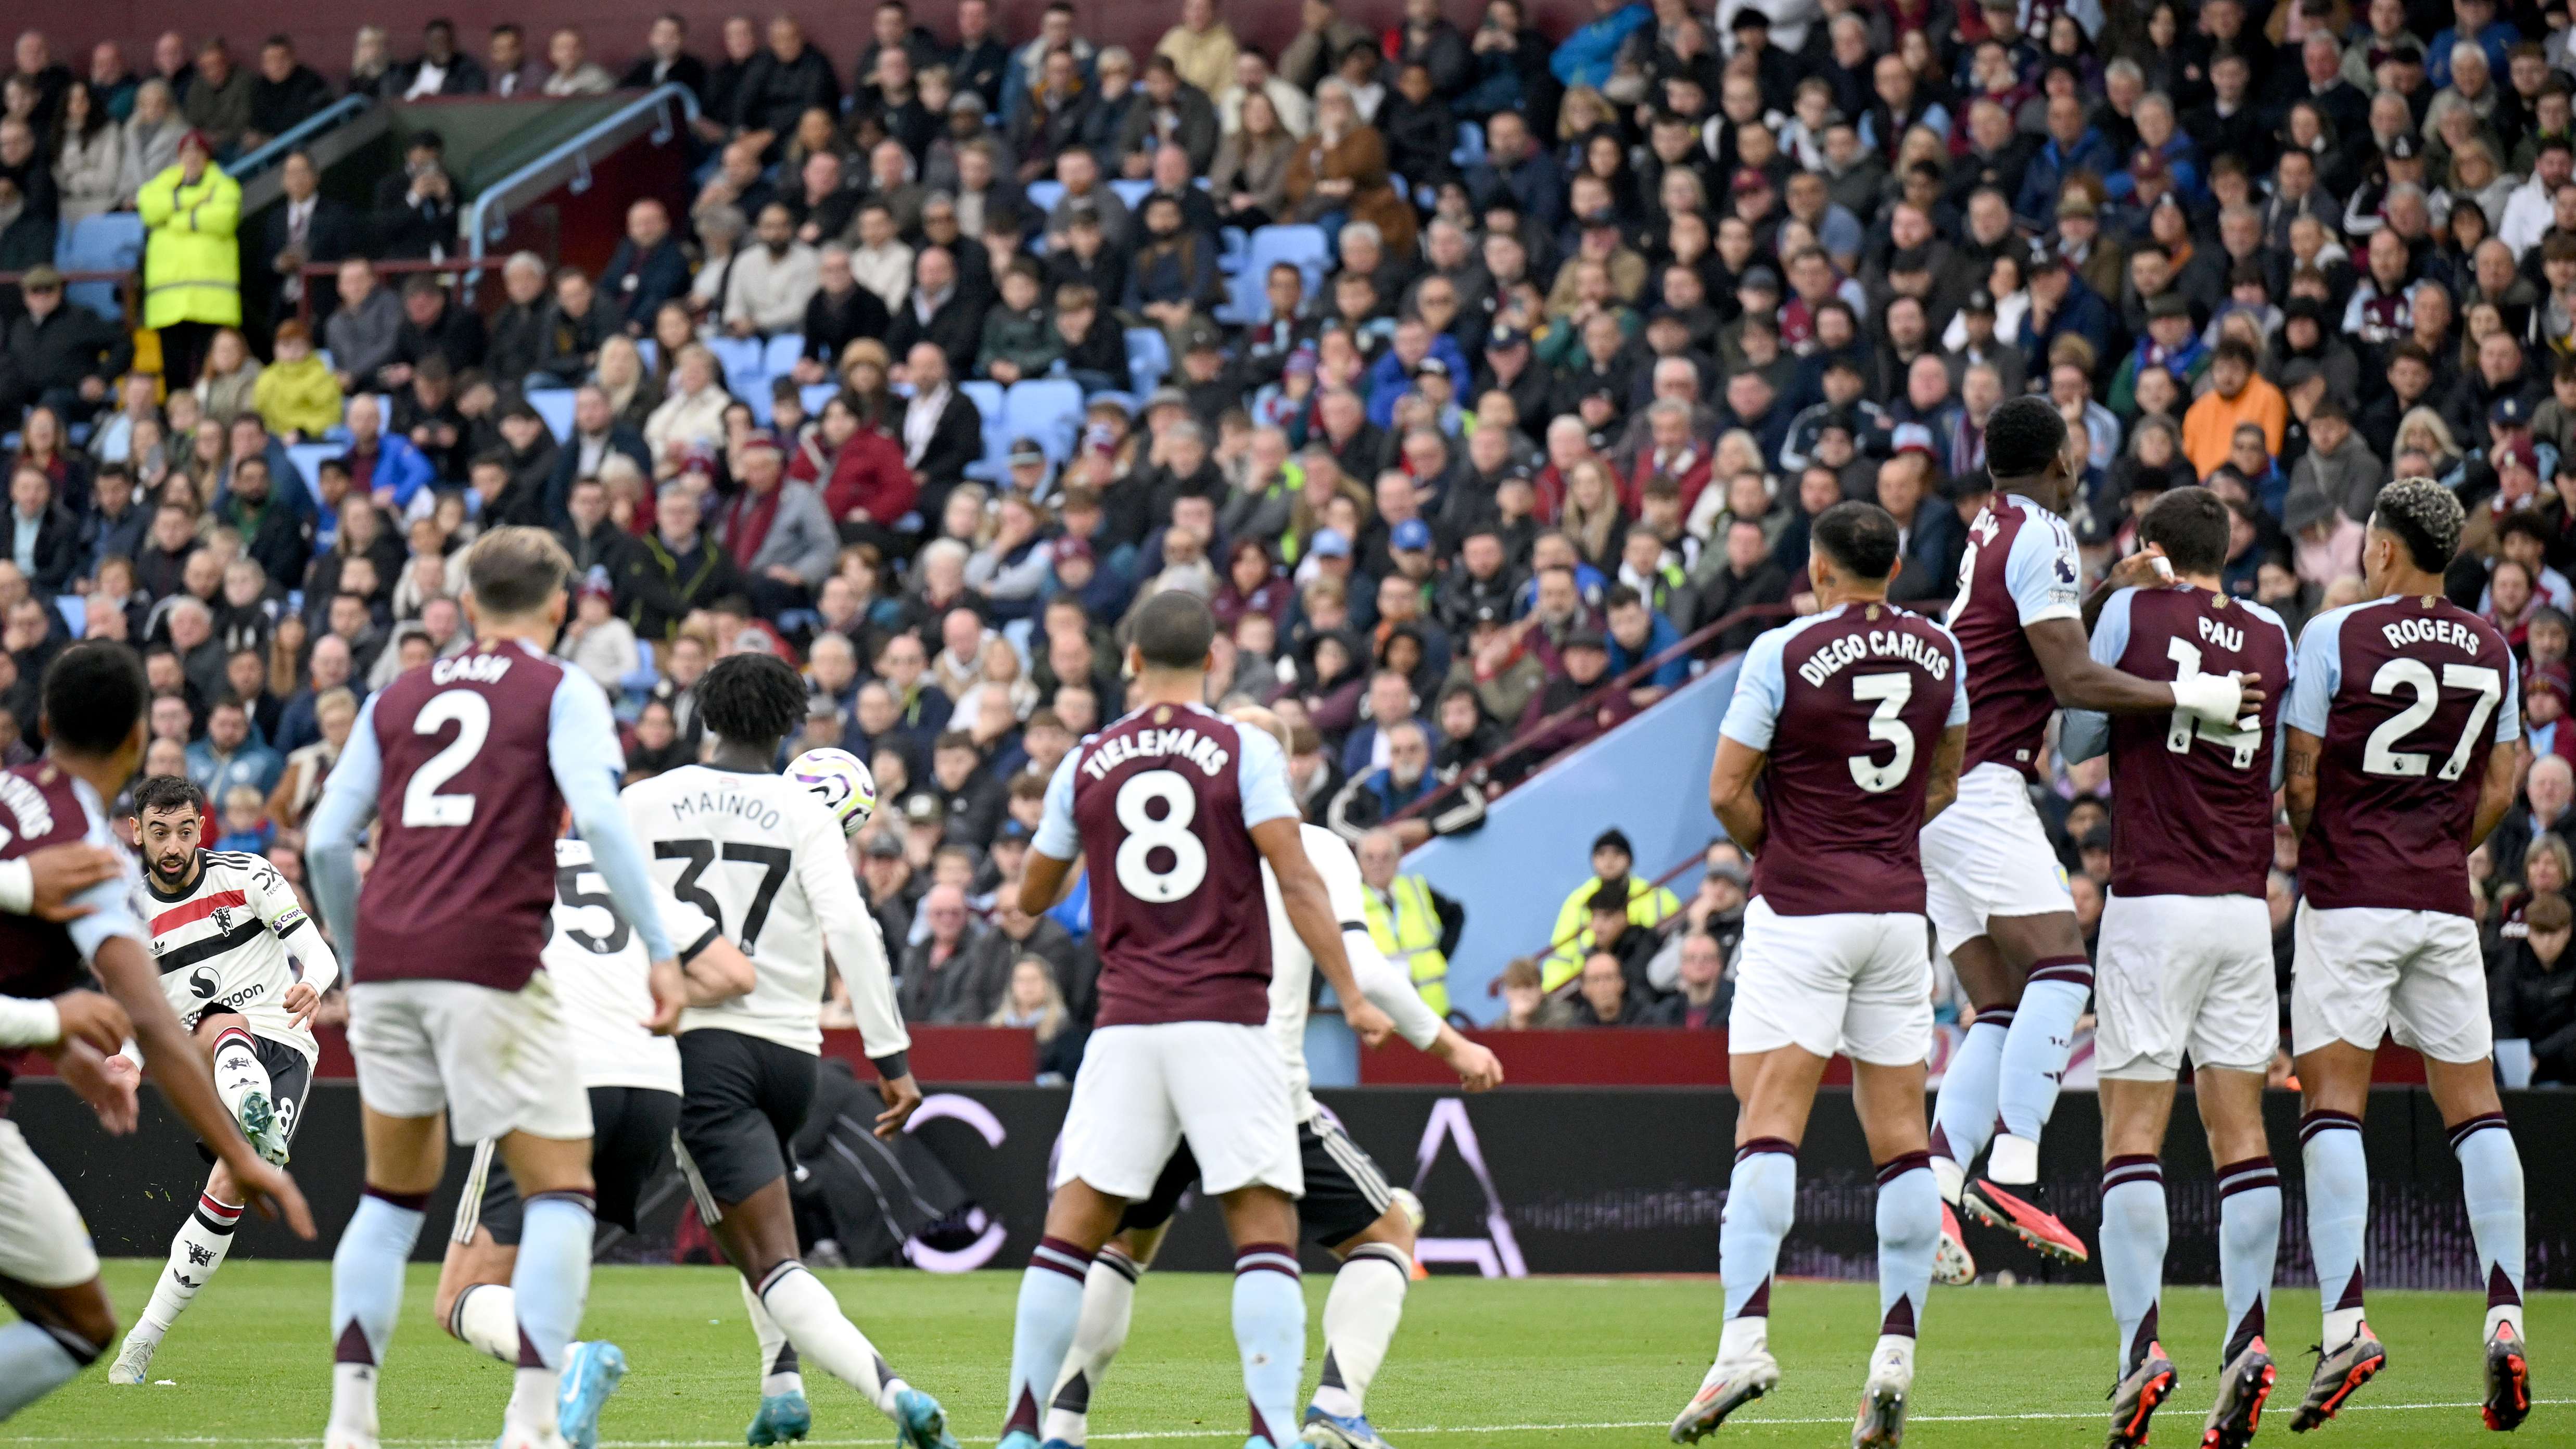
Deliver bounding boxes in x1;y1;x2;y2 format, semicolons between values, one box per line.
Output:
17;1082;2571;1290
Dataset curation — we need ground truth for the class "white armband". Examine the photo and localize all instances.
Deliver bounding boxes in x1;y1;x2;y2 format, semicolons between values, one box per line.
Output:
0;858;31;915
0;995;60;1048
2170;672;2245;727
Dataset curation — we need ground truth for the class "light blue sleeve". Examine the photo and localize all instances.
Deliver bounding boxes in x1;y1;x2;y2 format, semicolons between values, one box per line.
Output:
302;692;385;959
549;671;673;962
1718;629;1790;752
64;794;145;960
2004;511;2084;626
2090;587;2136;666
1235;723;1299;829
2497;649;2523;742
2282;607;2348;737
1944;628;1971;729
2059;589;2130;764
1031;746;1083;860
2253;605;2298;792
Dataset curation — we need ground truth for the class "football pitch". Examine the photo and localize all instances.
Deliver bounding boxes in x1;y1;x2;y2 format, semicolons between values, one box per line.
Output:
15;1262;2559;1447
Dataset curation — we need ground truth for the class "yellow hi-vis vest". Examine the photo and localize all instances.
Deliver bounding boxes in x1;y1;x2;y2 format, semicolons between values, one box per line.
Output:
1363;875;1450;1020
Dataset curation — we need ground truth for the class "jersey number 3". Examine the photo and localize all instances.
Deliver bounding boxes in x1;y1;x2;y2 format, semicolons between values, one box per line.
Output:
1114;769;1208;901
1847;673;1916;794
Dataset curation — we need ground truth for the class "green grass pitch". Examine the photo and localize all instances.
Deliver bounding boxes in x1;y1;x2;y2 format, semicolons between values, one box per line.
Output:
12;1262;2560;1446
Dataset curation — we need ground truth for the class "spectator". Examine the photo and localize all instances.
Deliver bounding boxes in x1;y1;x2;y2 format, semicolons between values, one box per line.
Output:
5;264;129;420
991;955;1086;1082
1354;826;1461;1016
624;482;745;641
184;692;282;800
1645;927;1730;1028
1568;948;1649;1025
717;437;837;617
554;569;638;692
252;322;340;441
179;38;251;156
245;34;328;150
1543;826;1680;988
725;202;821;339
899;882;997;1021
49;80;119;223
540;27;614;96
115;78;181;208
136;128;238;385
2493;889;2576;1083
2491;752;2576;888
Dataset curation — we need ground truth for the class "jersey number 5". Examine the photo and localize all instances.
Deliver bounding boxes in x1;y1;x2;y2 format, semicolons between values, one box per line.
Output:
1113;769;1208;901
2362;659;2503;781
402;690;491;827
1848;673;1916;794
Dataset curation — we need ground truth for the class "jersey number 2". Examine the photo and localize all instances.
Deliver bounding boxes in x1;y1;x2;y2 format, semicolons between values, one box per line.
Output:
2362;659;2503;781
1113;770;1208;901
402;690;491;827
1847;673;1916;794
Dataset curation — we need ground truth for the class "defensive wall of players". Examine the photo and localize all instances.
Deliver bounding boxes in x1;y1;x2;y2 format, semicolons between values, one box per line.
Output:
17;1076;2571;1289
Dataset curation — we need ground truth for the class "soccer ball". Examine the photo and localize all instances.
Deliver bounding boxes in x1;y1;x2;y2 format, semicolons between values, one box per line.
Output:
787;748;878;836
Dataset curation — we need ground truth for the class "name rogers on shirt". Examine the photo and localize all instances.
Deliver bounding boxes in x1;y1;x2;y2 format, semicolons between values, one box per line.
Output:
2380;615;2484;654
1080;725;1234;781
1797;628;1956;689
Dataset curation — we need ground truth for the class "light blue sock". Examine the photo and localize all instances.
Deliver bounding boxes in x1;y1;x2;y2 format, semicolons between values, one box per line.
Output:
0;1321;86;1419
1930;1018;2008;1195
328;1188;426;1444
1231;1243;1305;1444
1993;970;2091;1156
2099;1159;2167;1376
2300;1112;2369;1349
1719;1141;1797;1353
2215;1158;2280;1365
2449;1114;2527;1338
1873;1153;1937;1340
508;1190;595;1429
1003;1236;1094;1440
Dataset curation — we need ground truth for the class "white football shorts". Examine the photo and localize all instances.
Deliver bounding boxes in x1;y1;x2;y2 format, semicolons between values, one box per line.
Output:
1729;898;1936;1066
0;1120;98;1290
347;973;594;1145
2093;892;2278;1081
1921;762;2074;955
1054;1021;1302;1200
2291;903;2492;1064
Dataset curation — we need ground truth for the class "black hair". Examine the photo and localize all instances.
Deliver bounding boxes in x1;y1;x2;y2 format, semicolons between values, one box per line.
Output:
2138;487;2231;577
132;774;206;818
1132;591;1217;670
1809;500;1902;581
698;652;808;751
41;641;147;757
1983;395;2070;479
2369;476;2467;573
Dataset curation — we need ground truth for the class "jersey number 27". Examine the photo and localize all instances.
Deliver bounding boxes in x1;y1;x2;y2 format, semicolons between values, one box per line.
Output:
2361;660;2503;781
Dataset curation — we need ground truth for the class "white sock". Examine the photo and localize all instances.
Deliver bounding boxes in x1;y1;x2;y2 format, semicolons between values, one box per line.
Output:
209;1026;269;1116
758;1262;905;1418
450;1283;518;1365
1043;1247;1140;1446
134;1193;243;1344
740;1276;803;1399
1311;1244;1410;1420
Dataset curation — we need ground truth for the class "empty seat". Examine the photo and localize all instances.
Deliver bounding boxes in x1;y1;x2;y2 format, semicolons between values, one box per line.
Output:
1024;180;1066;217
60;212;144;320
801;382;841;415
287;441;342;492
705;335;767;390
960;380;1009;462
1108;178;1153;208
1124;327;1171;393
525;387;577;443
1005;378;1084;461
1219;224;1331;324
762;332;807;377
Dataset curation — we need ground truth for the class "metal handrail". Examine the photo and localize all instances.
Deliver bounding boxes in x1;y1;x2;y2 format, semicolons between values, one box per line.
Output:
461;83;699;286
228;95;372;182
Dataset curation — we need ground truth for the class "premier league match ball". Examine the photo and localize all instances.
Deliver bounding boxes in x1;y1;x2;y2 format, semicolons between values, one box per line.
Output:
788;747;879;836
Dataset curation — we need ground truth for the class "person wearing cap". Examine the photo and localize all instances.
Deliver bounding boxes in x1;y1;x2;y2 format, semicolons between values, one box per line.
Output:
2051;189;2127;304
2108;290;2207;415
1540;825;1682;989
2019;234;2115;368
134;126;240;385
1;262;131;421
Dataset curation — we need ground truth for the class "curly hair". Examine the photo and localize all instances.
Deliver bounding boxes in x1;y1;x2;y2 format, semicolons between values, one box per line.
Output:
2369;476;2466;573
697;652;809;751
1983;395;2070;479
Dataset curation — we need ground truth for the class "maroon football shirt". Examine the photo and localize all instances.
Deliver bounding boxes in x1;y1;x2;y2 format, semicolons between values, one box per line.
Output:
2291;594;2519;917
1947;494;2084;780
1055;703;1281;1027
1722;602;1968;917
0;763;124;1089
2095;586;2293;900
354;641;569;988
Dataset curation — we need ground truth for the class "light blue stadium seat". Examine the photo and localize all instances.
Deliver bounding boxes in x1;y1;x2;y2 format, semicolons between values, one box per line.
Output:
1218;225;1249;275
56;595;84;638
958;379;1010;482
1124;327;1170;393
1005;378;1084;462
801;383;840;414
1108;178;1153;208
1024;180;1065;216
287;442;341;492
762;333;806;377
705;335;766;390
61;212;144;320
636;338;658;371
525;387;577;443
1218;224;1330;324
1451;120;1484;170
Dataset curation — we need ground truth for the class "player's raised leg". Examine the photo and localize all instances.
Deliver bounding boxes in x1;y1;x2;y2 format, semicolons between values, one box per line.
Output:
1959;913;2092;1264
111;1169;244;1384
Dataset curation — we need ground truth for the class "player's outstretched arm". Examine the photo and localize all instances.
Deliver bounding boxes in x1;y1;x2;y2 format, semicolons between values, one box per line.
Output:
1923;723;1968;824
2028;615;2260;722
0;842;120;921
2472;740;2520;850
1253;817;1394;1043
2283;727;2323;841
303;695;385;962
91;934;314;1238
1708;736;1769;856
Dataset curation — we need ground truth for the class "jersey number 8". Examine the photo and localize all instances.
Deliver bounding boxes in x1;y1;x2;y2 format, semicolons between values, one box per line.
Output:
1114;769;1208;901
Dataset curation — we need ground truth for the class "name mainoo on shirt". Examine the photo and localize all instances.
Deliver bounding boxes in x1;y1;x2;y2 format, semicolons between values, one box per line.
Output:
669;790;784;832
1798;628;1953;689
2380;616;2483;655
1082;727;1233;780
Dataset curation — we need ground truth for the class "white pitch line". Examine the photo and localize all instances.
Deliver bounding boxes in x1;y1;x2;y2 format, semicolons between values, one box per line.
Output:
7;1400;2567;1446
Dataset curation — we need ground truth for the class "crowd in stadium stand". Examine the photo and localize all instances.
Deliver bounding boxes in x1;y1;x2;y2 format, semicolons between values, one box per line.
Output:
5;0;2576;1080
